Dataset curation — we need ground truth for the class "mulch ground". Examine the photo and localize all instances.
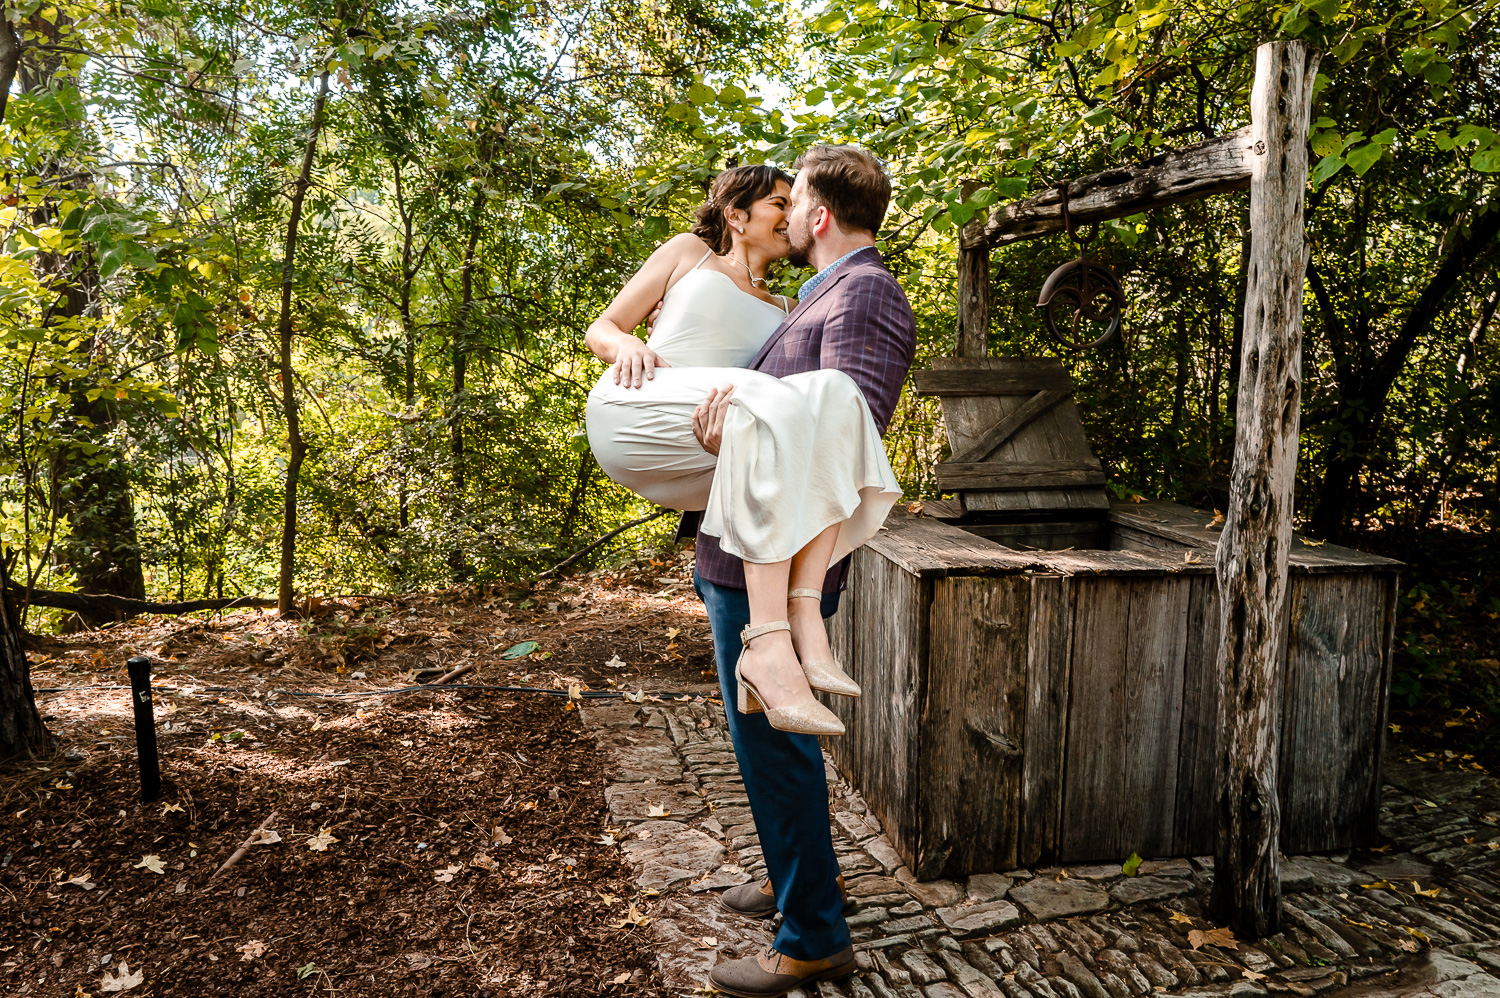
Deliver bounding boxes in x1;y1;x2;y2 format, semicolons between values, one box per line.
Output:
1;546;719;997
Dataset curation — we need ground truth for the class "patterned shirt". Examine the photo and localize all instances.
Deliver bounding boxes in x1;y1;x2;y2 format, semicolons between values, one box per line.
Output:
797;247;870;301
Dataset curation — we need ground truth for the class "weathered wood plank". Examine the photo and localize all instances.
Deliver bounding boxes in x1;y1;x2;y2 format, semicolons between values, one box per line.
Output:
933;461;1106;492
1211;40;1320;937
1119;577;1192;858
826;545;930;865
913;367;1075;396
962;521;1108;551
921;575;1031;875
865;513;1042;577
949;389;1073;464
1020;574;1073;865
1278;573;1392;854
960;126;1256;249
1061;578;1133;859
957;241;991;357
1174;574;1223;855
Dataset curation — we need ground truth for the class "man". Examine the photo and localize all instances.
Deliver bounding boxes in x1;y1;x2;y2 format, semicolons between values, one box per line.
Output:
688;145;916;998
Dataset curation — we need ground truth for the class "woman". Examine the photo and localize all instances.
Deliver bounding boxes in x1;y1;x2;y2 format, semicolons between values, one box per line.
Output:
584;165;901;736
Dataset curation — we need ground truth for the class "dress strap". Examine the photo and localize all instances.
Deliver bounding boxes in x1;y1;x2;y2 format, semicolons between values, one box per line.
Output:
690;250;714;271
778;295;791;313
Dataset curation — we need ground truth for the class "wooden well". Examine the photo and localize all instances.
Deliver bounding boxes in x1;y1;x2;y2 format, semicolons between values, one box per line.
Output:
824;356;1399;879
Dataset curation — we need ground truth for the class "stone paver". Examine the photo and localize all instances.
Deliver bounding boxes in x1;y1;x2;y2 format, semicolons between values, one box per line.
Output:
579;698;1500;998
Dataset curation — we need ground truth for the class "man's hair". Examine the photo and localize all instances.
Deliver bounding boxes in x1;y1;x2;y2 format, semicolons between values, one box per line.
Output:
792;145;892;237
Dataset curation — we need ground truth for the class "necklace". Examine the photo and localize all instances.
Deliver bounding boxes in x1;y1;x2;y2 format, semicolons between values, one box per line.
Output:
726;252;770;289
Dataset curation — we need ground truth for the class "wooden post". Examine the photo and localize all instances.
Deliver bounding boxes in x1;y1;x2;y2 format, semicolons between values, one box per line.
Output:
957;181;991;356
1210;40;1320;937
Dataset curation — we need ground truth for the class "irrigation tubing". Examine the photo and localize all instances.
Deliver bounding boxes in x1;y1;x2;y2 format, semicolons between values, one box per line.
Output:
33;682;710;702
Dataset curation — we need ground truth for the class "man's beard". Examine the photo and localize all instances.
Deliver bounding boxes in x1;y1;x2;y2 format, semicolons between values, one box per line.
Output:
786;217;815;269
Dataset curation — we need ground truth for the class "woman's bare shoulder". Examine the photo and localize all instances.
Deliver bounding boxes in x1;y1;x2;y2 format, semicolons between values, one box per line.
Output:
656;231;714;261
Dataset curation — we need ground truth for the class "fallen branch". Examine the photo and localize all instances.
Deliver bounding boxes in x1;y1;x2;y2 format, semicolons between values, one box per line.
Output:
435;662;476;685
15;588;277;616
212;809;279;879
528;509;672;583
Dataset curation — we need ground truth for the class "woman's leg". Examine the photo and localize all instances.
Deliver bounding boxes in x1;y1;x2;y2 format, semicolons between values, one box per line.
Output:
739;558;818;711
786;524;841;666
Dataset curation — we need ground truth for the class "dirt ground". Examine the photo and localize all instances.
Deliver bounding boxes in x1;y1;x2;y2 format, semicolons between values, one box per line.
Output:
1;546;719;997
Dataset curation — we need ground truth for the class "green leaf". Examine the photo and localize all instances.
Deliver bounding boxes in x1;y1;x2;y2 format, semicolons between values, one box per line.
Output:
686;81;716;105
1122;852;1144;877
1472;149;1500;173
1311;130;1343;157
501;640;539;659
1346;142;1384;175
1311;155;1346;187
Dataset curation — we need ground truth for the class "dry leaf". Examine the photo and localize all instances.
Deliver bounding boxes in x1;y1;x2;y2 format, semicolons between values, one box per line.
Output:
100;962;144;992
492;826;513;846
1187;926;1237;950
597;833;617;846
646;804;671;818
434;864;462;883
1301;537;1327;546
1242;969;1267;982
605;654;627;669
246;827;282;846
160;803;184;815
612;971;632;985
567;682;583;701
1361;880;1398;890
64;871;96;890
1398;936;1421;952
133;854;166;875
471;853;497;872
665;628;681;640
1168;910;1194;925
611;903;652;929
1208;510;1226;527
1412;881;1440;897
696;936;719;948
598;892;621;905
236;940;266;962
305;828;338;851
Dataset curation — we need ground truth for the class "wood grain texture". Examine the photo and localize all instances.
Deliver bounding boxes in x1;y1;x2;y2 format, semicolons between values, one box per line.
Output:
934;461;1107;492
921;575;1031;875
957;242;991;357
1211;40;1320;938
961;126;1255;249
1278;573;1394;853
949;389;1073;464
1174;574;1224;855
824;544;931;865
1061;578;1134;859
1020;573;1074;865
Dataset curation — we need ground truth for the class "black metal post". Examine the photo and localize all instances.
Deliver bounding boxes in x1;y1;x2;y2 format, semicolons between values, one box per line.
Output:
125;656;161;803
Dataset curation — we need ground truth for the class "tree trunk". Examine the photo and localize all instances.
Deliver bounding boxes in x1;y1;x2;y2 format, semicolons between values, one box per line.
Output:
0;10;20;127
276;66;334;616
0;565;52;759
448;191;484;582
1210;40;1319;938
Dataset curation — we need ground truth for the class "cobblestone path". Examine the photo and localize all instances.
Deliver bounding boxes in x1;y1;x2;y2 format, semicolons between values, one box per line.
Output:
583;699;1500;998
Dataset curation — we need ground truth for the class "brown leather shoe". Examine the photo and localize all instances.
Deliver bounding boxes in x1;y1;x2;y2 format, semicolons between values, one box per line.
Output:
718;875;847;919
709;945;855;998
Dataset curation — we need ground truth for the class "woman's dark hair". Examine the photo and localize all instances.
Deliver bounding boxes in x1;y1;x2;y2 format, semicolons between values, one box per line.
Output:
691;164;793;254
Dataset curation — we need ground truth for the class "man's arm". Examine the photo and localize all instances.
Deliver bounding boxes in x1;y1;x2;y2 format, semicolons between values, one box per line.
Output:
817;272;916;433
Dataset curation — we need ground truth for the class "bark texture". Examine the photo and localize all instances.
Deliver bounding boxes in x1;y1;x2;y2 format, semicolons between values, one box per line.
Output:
0;570;52;759
1210;40;1320;937
276;66;334;615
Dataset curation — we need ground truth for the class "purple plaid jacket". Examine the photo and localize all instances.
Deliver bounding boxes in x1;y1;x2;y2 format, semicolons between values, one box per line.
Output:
693;246;917;592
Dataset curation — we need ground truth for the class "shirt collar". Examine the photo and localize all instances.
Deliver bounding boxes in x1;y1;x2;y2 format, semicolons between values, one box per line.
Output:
796;246;873;301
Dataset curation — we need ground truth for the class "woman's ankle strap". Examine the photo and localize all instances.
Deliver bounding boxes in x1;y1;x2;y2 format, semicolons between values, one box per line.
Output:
788;588;824;600
740;620;791;645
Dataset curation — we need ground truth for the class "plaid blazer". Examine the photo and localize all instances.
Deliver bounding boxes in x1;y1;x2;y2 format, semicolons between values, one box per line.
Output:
692;246;917;592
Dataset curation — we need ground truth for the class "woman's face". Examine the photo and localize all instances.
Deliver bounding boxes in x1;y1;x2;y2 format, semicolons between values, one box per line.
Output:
731;179;792;259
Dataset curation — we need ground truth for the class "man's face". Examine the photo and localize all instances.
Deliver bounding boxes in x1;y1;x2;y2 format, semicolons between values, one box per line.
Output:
785;173;818;269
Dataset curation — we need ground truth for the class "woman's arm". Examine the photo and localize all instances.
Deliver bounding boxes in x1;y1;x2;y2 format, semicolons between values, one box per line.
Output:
585;233;708;388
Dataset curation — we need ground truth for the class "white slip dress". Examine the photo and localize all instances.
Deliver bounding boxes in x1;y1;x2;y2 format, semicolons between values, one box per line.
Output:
584;252;903;567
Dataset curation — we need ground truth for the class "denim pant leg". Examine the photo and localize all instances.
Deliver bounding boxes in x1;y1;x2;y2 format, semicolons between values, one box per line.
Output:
693;569;850;961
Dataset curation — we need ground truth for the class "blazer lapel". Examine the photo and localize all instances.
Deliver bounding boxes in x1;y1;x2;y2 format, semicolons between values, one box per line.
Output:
749;266;854;370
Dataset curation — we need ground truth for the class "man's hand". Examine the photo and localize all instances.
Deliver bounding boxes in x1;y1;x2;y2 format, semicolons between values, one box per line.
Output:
611;338;670;389
692;385;735;456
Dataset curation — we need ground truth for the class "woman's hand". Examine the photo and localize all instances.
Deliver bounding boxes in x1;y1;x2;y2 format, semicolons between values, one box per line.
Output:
611;338;670;389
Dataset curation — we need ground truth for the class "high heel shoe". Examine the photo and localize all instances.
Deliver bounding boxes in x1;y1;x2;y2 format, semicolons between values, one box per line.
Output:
788;589;862;698
736;620;845;736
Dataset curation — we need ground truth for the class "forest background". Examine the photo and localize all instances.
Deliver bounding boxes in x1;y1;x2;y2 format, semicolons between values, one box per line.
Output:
2;0;1498;743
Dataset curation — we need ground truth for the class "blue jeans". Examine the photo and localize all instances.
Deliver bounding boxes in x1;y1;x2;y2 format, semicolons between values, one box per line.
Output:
693;569;850;961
